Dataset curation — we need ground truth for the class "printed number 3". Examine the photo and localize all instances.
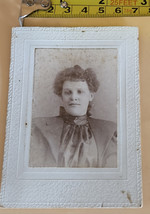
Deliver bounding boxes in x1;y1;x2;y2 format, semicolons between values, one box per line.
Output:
141;0;147;5
64;7;70;13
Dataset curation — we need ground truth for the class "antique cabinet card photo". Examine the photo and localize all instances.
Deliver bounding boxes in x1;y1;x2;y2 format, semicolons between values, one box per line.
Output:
0;27;142;208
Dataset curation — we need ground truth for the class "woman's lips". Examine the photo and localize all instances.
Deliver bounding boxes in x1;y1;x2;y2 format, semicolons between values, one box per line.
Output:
69;103;80;106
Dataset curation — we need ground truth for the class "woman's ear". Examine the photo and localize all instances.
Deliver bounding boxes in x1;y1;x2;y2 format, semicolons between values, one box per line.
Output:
89;92;95;101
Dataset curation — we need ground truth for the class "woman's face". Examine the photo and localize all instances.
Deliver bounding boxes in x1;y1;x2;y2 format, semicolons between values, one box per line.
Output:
62;80;94;116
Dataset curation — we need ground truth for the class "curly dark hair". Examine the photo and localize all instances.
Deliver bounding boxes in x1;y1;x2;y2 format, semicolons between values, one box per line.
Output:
53;65;100;96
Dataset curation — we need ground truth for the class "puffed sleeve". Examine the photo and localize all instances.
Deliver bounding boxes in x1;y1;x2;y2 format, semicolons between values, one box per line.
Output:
29;119;56;167
102;131;117;168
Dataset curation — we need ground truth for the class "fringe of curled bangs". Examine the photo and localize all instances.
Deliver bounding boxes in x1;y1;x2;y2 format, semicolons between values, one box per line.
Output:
53;65;100;96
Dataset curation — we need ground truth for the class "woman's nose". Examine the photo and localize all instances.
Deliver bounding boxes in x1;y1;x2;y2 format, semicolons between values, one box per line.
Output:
70;92;78;101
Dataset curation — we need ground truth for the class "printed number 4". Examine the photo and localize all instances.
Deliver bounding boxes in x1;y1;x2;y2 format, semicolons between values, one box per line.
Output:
81;7;88;13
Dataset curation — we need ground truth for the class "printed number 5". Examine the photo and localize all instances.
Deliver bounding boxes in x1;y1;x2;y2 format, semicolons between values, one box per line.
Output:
99;7;105;13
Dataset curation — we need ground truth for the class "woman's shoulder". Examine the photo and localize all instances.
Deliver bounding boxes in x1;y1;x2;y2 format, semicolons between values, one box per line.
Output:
88;117;117;141
32;116;63;128
88;117;116;130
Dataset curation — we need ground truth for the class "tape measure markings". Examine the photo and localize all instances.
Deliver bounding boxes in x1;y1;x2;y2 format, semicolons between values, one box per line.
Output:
29;0;150;17
49;0;149;6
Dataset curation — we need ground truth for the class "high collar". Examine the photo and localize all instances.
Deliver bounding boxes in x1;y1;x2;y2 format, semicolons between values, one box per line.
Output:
59;106;88;126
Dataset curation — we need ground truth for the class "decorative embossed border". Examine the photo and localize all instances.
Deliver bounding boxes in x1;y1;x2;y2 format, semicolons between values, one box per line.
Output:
0;27;142;208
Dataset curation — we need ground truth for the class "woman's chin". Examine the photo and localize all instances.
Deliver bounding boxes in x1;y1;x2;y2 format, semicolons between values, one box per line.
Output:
66;111;86;117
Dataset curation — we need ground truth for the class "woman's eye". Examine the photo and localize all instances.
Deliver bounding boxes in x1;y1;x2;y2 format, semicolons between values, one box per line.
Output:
77;90;82;94
64;90;71;95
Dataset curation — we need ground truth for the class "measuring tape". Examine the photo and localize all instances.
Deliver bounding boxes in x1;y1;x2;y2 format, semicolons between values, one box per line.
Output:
28;0;150;18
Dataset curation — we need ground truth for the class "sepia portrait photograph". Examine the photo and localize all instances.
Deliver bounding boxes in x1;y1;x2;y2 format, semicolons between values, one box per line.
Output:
29;48;118;168
0;27;142;208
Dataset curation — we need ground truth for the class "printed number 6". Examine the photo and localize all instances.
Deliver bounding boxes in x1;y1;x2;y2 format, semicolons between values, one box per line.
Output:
115;7;121;13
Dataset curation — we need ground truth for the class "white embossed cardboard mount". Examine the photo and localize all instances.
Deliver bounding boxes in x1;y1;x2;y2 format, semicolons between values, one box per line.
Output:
0;27;142;208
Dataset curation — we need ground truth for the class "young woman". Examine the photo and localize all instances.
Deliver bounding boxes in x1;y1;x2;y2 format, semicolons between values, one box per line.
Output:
30;65;117;168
